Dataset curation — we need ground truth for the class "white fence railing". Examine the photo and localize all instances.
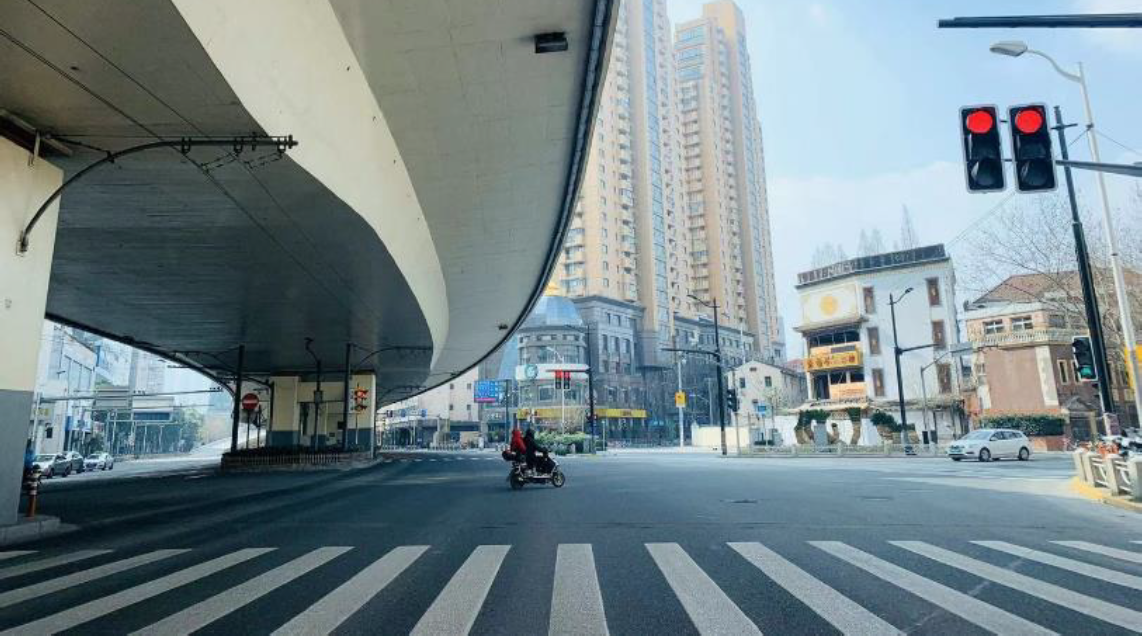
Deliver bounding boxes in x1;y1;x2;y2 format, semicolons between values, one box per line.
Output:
1074;450;1141;502
740;443;951;458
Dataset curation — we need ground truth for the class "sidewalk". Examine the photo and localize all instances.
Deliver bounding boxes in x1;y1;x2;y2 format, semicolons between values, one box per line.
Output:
1069;477;1142;513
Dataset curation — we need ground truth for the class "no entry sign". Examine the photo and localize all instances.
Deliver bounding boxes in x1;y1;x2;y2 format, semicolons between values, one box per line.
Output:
241;392;259;412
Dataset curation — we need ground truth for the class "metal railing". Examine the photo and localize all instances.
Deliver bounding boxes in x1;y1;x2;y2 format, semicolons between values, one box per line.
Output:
739;443;952;457
1075;450;1141;502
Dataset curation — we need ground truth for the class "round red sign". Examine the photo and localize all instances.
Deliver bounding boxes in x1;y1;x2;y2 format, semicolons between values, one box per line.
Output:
241;392;259;411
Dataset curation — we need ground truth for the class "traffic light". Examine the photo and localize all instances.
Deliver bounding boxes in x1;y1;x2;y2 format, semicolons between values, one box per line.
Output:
352;387;369;412
726;388;740;413
554;371;571;390
1072;336;1097;381
1008;103;1056;192
959;105;1005;192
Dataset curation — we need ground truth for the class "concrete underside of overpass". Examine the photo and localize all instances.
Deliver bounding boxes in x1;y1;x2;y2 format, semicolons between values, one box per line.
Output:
0;0;615;526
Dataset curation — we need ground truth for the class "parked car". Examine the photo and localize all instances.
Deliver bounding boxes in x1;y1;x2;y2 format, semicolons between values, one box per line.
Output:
61;451;85;474
948;429;1032;462
31;454;69;478
84;452;114;471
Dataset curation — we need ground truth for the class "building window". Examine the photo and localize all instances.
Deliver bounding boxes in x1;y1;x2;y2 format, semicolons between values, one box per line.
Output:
738;377;746;389
983;320;1004;335
931;320;946;350
1011;315;1033;331
764;376;773;388
867;327;881;355
936;363;952;394
926;277;941;307
872;369;885;397
1057;359;1071;384
863;286;876;314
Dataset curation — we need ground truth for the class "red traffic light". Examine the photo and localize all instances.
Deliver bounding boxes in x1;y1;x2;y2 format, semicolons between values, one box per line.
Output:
965;109;994;134
1014;108;1044;134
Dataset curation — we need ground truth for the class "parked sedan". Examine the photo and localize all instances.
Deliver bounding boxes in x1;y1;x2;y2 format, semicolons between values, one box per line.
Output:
31;454;69;478
84;452;115;471
948;428;1032;462
61;451;85;474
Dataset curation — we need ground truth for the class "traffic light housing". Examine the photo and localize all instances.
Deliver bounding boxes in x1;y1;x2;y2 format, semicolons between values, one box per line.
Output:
1008;104;1056;192
726;388;740;413
554;370;571;390
1072;336;1097;382
352;387;369;412
959;105;1005;192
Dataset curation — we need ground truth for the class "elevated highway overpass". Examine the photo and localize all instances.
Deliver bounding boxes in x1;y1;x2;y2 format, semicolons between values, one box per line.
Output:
0;0;615;526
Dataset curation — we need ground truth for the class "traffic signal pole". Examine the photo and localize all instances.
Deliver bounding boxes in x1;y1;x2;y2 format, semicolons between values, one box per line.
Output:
712;302;728;456
1054;106;1114;415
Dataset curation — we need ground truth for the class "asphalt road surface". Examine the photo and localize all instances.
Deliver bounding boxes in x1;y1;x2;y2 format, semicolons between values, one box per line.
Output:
5;451;1140;635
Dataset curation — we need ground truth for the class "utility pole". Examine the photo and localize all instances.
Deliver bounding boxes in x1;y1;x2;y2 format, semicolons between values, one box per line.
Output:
889;290;913;452
1054;105;1115;417
342;343;352;451
689;294;730;456
230;345;243;454
581;324;597;452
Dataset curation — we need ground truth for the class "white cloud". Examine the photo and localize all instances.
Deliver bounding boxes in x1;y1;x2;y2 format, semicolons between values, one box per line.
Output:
1073;0;1142;57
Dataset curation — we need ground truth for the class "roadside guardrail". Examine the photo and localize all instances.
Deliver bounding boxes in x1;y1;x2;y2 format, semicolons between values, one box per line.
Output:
1073;448;1141;502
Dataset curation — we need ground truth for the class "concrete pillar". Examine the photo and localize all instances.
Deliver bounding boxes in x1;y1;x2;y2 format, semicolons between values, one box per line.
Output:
1103;456;1123;495
269;376;300;446
1128;457;1142;503
1072;448;1088;482
1080;451;1097;486
1;139;63;526
345;373;375;448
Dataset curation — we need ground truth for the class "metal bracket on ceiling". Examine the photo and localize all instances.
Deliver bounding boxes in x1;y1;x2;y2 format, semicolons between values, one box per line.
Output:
16;133;298;256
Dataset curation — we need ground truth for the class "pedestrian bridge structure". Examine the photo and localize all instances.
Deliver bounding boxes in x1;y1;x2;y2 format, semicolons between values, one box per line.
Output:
0;0;615;526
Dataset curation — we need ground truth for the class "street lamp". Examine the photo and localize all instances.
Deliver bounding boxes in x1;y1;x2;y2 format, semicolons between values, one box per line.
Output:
991;40;1142;431
888;288;914;451
689;293;728;455
564;324;598;452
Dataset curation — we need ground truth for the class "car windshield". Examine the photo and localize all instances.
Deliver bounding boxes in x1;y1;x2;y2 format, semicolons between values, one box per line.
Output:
960;431;992;441
34;455;54;461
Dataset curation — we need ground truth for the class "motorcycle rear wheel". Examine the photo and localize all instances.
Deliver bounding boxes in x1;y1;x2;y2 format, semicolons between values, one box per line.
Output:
509;474;525;490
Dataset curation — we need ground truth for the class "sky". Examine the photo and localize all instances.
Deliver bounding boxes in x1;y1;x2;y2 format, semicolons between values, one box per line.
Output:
666;0;1142;352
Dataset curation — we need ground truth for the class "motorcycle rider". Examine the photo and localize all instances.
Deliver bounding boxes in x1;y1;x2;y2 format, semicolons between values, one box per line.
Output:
523;428;548;475
509;428;527;462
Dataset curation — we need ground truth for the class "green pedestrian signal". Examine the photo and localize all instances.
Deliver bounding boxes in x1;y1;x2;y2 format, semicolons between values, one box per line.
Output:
1072;336;1097;381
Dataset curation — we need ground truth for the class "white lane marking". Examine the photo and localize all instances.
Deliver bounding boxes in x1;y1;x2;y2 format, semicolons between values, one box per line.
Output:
645;543;761;636
975;541;1142;591
812;542;1055;636
730;542;900;636
411;545;510;636
3;548;273;635
0;549;187;609
1052;540;1142;564
0;549;111;581
0;551;35;562
893;541;1142;632
549;544;608;636
273;546;427;636
133;547;351;636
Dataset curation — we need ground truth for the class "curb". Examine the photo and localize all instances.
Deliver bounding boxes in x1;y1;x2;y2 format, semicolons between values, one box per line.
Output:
1068;477;1142;513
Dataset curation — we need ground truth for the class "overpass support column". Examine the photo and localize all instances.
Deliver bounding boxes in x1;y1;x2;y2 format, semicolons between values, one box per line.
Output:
0;138;63;526
268;376;300;447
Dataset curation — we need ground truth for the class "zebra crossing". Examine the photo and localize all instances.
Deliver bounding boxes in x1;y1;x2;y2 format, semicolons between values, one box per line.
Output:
0;539;1138;634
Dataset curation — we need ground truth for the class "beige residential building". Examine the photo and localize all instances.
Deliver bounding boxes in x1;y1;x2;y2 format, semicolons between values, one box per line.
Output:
557;0;693;367
675;1;782;361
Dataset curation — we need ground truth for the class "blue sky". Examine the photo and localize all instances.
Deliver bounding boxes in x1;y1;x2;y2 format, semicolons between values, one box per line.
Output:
668;0;1142;351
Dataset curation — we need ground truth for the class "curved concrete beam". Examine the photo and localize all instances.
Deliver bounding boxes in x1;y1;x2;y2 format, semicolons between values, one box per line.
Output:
172;0;449;365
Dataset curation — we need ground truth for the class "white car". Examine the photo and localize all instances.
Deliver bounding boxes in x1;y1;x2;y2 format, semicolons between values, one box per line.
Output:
948;428;1032;462
83;452;115;471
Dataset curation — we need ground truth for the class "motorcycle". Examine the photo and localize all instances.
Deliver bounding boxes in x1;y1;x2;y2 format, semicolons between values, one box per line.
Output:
503;450;565;489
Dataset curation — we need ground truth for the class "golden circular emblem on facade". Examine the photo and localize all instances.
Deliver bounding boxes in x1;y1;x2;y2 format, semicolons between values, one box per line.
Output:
819;294;838;316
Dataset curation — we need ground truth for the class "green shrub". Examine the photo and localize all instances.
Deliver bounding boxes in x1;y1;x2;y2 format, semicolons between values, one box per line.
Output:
870;410;901;432
979;414;1065;436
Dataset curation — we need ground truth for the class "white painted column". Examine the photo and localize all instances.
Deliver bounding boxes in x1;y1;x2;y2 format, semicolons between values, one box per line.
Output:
268;376;299;447
0;138;63;525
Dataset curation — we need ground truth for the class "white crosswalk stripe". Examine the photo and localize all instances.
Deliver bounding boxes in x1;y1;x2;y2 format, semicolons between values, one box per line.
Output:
646;543;761;635
133;547;351;636
0;549;188;609
811;541;1055;636
3;539;1139;634
0;549;111;581
0;551;35;562
273;545;427;636
974;540;1142;591
550;544;608;636
2;548;273;636
730;542;901;636
893;541;1142;632
1052;540;1142;564
411;545;511;636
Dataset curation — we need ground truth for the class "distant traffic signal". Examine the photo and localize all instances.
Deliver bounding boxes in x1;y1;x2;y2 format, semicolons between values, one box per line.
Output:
726;388;740;413
1008;104;1056;192
959;105;1005;192
1072;336;1097;381
554;370;571;390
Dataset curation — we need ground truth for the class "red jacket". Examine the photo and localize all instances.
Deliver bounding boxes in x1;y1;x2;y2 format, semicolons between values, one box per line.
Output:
510;430;527;455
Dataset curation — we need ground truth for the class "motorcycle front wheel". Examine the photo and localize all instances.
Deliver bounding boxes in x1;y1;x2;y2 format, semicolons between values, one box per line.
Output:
509;474;525;490
551;470;565;488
